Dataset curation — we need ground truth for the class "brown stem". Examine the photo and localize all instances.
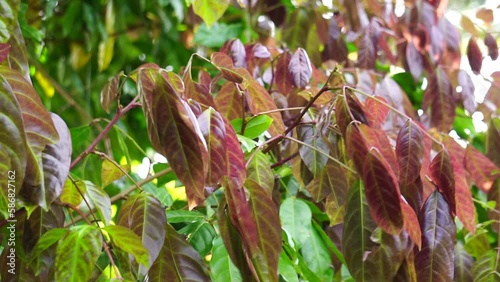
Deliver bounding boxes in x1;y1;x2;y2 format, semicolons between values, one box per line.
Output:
270;152;299;169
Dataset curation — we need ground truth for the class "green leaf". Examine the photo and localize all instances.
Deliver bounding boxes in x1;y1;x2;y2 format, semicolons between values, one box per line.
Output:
0;0;19;42
81;181;111;225
70;125;92;157
29;228;68;265
117;192;167;275
194;22;242;48
178;220;216;257
472;250;500;282
279;197;312;249
59;179;85;206
103;225;149;267
210;237;243;282
246;150;274;195
148;224;210;281
232;115;274;140
55;225;102;282
278;251;299;282
166;210;205;223
192;0;230;27
300;225;333;281
101;158;130;187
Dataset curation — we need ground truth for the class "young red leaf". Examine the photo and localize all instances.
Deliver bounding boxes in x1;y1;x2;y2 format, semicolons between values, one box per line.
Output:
198;108;228;188
358;124;400;177
245;80;285;137
210;52;246;83
246;180;281;282
464;144;499;192
362;148;403;235
364;96;389;125
396;120;424;185
429;149;456;215
476;8;494;25
214;81;243;121
487;179;500;233
346;123;369;173
401;199;422;249
0;43;10;64
288;48;312;89
356;32;376;69
467;37;483;73
422;67;455;131
138;67;208;206
484;33;498;61
100;71;122;113
451;156;476;233
414;191;456;282
274;52;293;95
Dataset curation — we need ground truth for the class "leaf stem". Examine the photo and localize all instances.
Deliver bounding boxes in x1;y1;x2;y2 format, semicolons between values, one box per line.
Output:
70;94;141;169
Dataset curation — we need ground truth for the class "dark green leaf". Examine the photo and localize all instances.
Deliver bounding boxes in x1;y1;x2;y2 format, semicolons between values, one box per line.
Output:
166;210;205;223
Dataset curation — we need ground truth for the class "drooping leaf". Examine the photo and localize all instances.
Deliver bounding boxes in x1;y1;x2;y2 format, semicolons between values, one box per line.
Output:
222;116;246;185
429;149;456;215
472;250;500;282
414;191;455;282
467;37;482;73
484;33;498;61
401;199;422;249
422;67;455;131
138;66;208;206
454;243;474;282
210;237;242;282
487;178;500;233
0;74;26;219
3;21;31;82
103;225;149;267
358;123;400;177
149;224;210;281
357;32;376;69
246;150;274;196
117;192;167;275
362;148;403;234
215;81;243;121
81;181;111;225
192;0;230;27
28;228;68;265
288;48;312;89
278;251;299;282
464;144;499;192
346;123;370;174
246;180;282;282
198;107;228;187
305;160;348;203
396;120;424;185
55;225;102;282
279;197;312;249
210;52;248;83
298;124;330;176
275;51;293;95
100;71;122;113
245;79;286;137
451;155;475;233
222;39;246;68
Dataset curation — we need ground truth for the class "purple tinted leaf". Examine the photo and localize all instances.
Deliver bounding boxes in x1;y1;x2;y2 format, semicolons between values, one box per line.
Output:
457;70;477;113
484;33;498;61
438;17;460;51
467;37;483;73
246;151;274;196
298;124;330;176
362;148;403;234
288;48;312;88
275;51;292;95
464;144;499;192
414;191;455;282
227;39;246;68
100;72;122;113
357;32;376;69
252;43;271;59
422;67;455;131
406;42;423;81
214;81;243;121
396;120;424;185
429;149;455;215
486;118;500;167
0;43;10;63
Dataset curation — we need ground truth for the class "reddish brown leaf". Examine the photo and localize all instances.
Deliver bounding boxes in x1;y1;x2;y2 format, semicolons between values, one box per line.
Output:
396;120;424;185
357;32;376;69
484;33;498;61
246;180;281;281
401;199;422;249
222;117;246;186
138;67;208;207
183;71;215;108
305;160;348;203
335;93;369;137
362;148;403;235
364;96;389;125
486;118;500;167
100;72;122;114
0;43;10;64
476;8;494;25
400;177;423;214
214;81;243;121
414;191;455;282
274;52;293;95
198;108;228;188
487;178;500;233
245;80;285;137
464;144;499;192
467;37;483;73
288;48;312;88
429;149;455;215
451;155;476;233
210;52;246;83
358;124;400;177
422;67;455;131
346;123;369;173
